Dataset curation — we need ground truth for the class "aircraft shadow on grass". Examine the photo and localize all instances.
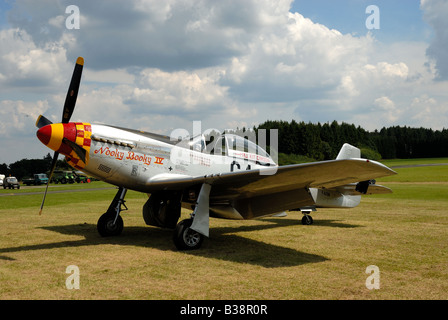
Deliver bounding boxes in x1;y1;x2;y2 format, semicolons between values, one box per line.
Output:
0;218;360;268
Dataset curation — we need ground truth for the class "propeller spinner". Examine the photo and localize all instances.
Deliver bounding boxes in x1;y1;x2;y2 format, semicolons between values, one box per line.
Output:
36;57;84;215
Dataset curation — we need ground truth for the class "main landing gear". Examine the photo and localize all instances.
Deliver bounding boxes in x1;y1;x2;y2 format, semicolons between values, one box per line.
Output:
173;218;204;250
97;187;128;237
173;183;211;250
142;191;204;250
97;186;206;250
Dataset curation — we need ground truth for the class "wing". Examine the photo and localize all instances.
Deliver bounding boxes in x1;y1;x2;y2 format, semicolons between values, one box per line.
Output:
145;158;395;197
213;159;395;197
144;158;395;219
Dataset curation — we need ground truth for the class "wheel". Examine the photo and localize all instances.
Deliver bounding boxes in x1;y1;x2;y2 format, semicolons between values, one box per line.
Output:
173;219;204;250
301;215;314;225
97;213;124;237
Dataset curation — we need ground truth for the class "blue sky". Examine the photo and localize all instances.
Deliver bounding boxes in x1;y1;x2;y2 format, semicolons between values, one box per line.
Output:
0;1;12;27
291;0;432;42
0;0;447;164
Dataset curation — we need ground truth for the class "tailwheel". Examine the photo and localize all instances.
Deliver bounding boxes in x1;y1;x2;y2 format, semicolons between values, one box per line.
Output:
301;212;314;225
173;219;204;250
97;213;124;237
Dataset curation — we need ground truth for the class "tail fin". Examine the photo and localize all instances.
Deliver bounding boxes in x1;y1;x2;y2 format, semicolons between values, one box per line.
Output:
336;143;360;160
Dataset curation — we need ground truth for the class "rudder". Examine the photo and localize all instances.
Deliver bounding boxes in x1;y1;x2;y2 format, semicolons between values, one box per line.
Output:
336;143;360;160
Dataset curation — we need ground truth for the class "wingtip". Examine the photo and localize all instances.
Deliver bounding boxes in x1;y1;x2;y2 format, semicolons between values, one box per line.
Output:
76;57;84;66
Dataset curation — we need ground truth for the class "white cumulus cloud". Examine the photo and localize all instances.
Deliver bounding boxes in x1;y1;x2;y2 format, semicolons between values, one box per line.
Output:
421;0;448;80
0;0;447;163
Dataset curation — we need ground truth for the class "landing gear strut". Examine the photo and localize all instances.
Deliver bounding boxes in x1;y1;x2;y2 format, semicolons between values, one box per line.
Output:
97;187;128;237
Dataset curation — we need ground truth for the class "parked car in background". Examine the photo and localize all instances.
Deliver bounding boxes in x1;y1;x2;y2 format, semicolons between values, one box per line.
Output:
3;176;20;189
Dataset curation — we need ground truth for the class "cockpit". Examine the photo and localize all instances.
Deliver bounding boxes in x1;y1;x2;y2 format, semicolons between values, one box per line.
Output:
178;133;275;166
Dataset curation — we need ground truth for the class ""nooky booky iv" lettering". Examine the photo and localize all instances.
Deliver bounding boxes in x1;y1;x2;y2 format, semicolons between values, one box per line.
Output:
94;147;163;166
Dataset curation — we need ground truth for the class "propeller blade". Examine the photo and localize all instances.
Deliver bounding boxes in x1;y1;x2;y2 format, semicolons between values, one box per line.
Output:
63;137;87;164
39;151;59;215
35;115;53;129
62;57;84;123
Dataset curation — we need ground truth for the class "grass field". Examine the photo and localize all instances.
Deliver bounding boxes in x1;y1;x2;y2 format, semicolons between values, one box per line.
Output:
1;159;447;300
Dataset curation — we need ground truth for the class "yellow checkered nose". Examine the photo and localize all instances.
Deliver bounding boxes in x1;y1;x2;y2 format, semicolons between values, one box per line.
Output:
36;122;92;169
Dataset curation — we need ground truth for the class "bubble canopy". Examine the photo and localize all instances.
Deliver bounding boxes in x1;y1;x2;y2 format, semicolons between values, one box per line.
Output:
178;133;275;165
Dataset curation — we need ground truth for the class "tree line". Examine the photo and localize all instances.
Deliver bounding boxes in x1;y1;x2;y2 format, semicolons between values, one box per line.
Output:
255;120;448;162
2;121;448;180
0;154;72;181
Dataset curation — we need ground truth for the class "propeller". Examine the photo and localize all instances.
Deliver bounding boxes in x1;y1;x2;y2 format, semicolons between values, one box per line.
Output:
38;57;84;215
39;151;59;215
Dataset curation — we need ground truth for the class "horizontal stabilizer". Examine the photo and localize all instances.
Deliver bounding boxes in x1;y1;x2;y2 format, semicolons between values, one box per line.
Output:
332;183;393;195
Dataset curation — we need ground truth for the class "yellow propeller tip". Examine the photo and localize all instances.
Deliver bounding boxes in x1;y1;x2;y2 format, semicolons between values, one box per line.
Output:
35;115;43;127
76;57;84;66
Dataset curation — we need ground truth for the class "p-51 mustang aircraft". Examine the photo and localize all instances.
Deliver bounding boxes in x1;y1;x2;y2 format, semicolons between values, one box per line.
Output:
36;57;396;250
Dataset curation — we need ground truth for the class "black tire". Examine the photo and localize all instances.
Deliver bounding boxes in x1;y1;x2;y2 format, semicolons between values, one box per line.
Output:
173;219;204;250
301;215;313;225
97;213;124;237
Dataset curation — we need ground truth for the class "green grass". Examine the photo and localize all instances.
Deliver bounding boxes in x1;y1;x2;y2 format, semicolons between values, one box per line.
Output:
1;181;113;194
0;158;447;300
384;167;448;183
0;182;146;210
380;158;448;167
376;183;448;202
376;161;448;183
